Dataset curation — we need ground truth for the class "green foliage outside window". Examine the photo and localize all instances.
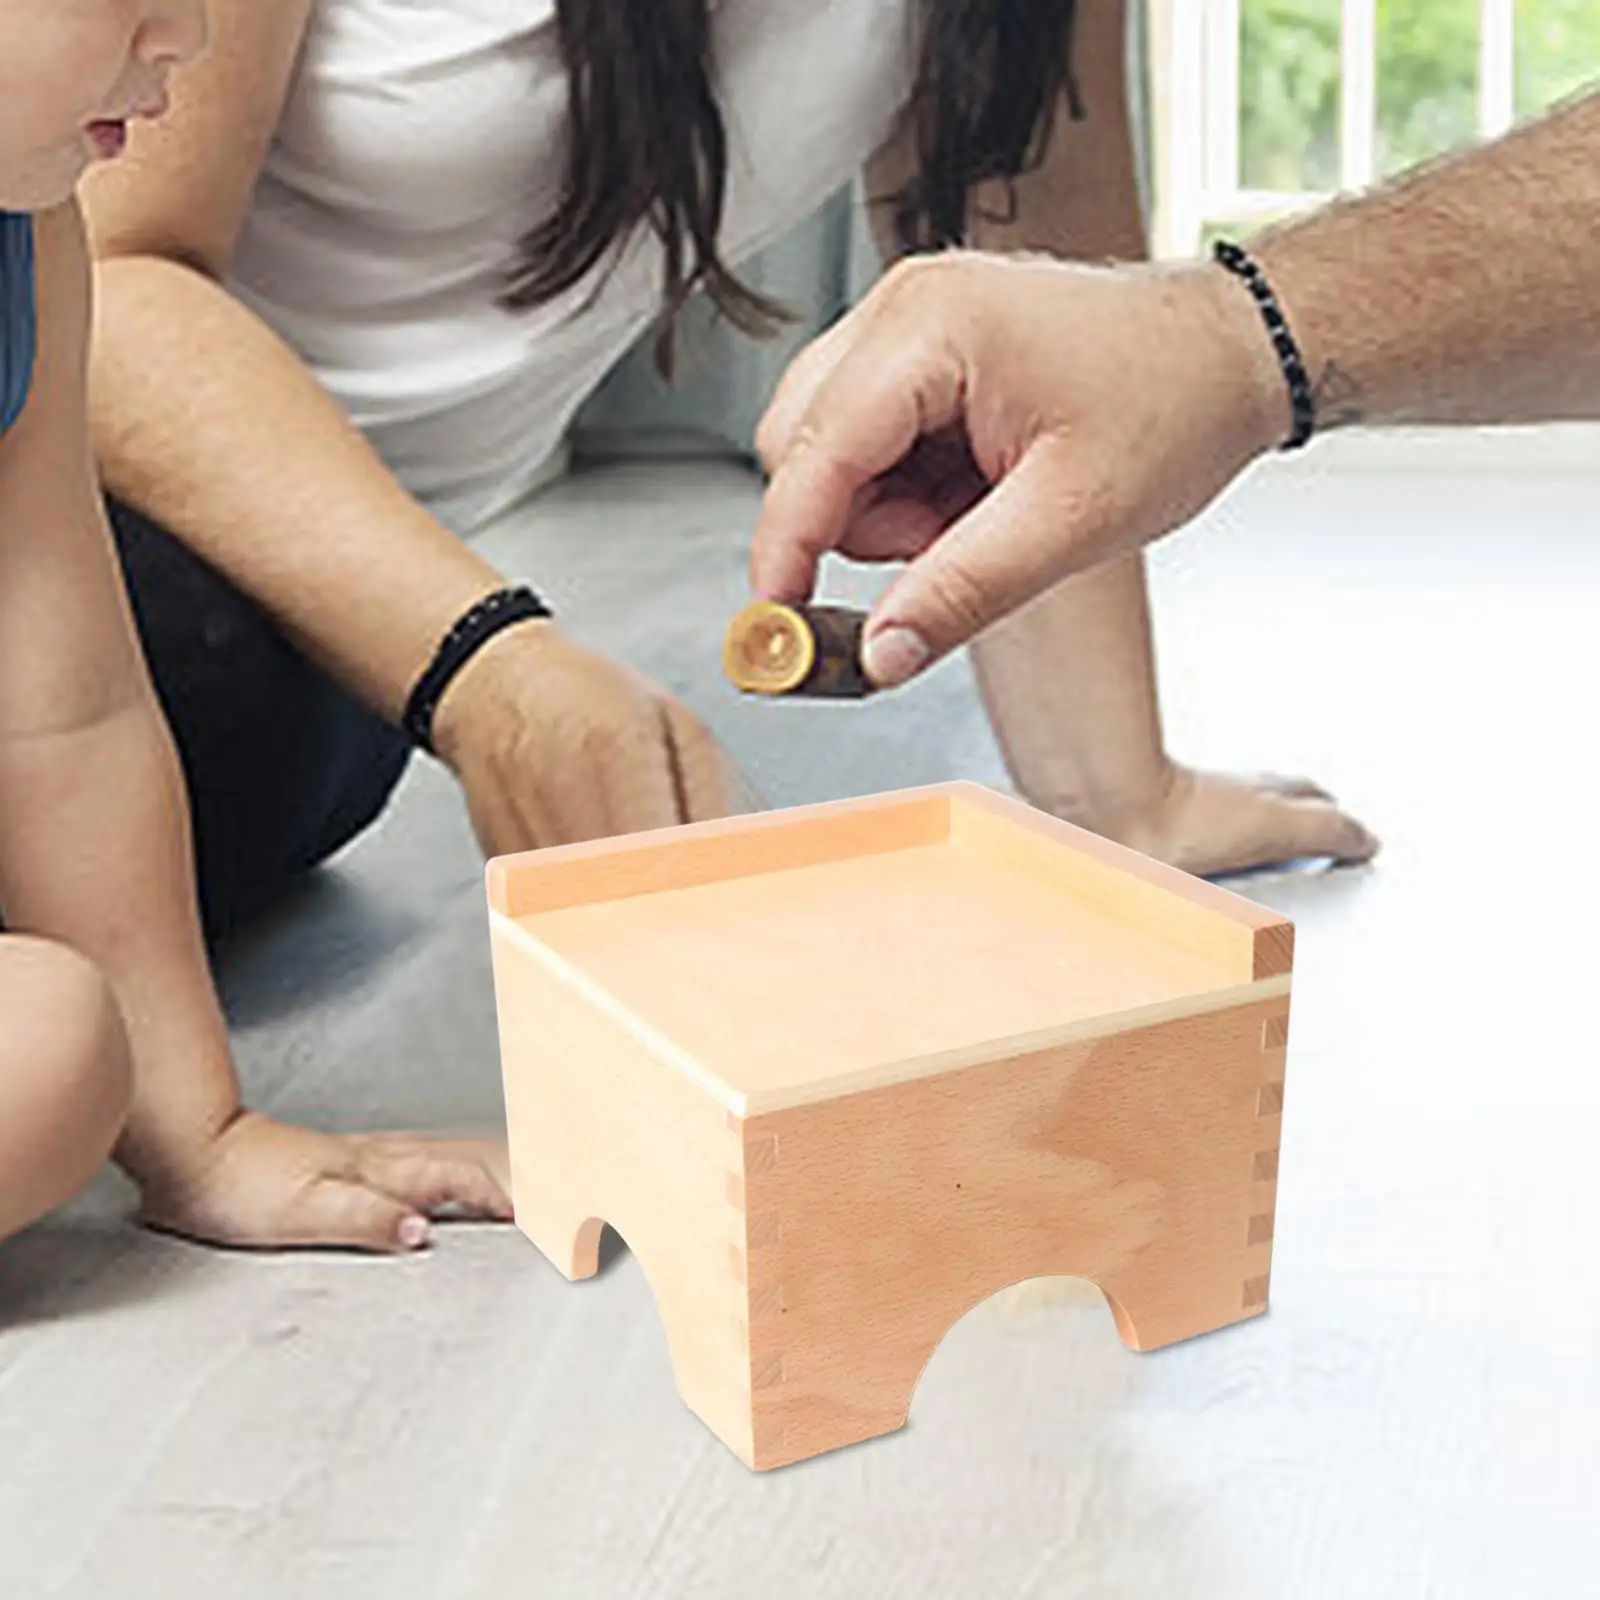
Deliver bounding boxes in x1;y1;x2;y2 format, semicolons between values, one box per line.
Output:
1240;0;1343;190
1239;0;1597;194
1517;0;1600;110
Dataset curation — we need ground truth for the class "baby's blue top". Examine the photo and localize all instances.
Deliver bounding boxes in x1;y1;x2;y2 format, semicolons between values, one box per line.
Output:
0;210;37;435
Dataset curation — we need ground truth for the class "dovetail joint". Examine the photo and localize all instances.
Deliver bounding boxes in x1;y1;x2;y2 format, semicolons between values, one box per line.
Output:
749;1282;786;1321
746;1135;779;1175
747;1209;782;1249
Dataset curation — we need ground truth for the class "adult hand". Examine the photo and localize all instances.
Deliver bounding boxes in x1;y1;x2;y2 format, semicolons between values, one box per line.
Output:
751;251;1288;688
138;1110;512;1253
429;620;759;858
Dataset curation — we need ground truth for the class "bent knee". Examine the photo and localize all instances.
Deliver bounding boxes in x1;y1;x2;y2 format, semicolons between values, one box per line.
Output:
0;936;133;1186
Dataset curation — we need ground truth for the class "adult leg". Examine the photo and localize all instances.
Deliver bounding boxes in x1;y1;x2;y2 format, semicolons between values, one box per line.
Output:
106;499;414;946
0;937;132;1242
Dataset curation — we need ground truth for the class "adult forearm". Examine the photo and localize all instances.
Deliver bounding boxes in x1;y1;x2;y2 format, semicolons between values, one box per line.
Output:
89;255;511;721
1255;88;1600;431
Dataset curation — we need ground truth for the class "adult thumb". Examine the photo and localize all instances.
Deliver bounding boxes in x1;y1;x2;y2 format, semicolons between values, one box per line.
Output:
860;440;1101;687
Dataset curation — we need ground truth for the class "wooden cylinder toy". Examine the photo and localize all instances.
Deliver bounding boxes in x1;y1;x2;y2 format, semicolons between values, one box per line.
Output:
722;601;875;699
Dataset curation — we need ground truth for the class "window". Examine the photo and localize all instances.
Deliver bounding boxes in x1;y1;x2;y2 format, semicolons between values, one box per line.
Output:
1150;0;1600;258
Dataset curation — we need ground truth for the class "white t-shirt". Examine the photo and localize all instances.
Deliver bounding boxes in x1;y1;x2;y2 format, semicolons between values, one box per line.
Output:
227;0;919;533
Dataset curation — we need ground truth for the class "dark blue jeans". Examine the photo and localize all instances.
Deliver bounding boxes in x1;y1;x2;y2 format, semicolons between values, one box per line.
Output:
107;499;414;947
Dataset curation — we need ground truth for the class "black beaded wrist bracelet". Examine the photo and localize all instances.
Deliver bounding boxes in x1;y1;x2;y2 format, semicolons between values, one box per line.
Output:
1212;239;1316;451
402;584;552;754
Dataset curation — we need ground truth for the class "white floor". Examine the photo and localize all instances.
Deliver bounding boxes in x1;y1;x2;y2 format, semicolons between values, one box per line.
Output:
3;455;1599;1598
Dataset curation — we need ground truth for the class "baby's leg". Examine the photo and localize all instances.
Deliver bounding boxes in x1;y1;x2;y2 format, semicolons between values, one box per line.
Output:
0;936;133;1243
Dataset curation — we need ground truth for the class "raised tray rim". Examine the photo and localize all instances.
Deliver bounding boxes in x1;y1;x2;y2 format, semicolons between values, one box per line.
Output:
486;783;1295;1116
487;782;1291;980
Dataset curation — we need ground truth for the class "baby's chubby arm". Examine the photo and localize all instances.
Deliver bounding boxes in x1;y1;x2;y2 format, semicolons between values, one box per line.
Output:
0;201;240;1200
0;206;513;1250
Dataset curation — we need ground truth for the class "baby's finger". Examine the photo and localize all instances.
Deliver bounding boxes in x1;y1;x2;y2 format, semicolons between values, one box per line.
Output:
355;1142;513;1220
294;1177;430;1254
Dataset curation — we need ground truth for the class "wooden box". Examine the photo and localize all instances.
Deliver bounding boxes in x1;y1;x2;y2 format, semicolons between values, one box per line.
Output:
487;782;1293;1470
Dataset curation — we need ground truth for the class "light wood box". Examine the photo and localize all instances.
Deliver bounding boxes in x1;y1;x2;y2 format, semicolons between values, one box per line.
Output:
487;782;1293;1470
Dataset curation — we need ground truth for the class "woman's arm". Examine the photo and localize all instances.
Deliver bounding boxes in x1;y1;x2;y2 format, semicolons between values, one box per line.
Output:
860;0;1375;875
78;0;741;852
78;0;509;718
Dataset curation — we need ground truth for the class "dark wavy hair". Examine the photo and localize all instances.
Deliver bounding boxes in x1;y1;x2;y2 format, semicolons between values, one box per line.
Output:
503;0;1082;370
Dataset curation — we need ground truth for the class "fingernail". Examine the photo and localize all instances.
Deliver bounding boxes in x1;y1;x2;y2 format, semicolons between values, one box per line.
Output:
399;1215;430;1250
862;626;932;689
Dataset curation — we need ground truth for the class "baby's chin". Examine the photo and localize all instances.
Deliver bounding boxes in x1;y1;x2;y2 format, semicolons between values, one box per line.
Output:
0;145;94;214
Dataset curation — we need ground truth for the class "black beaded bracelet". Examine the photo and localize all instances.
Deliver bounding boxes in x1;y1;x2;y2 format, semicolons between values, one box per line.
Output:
1212;239;1316;451
402;584;553;754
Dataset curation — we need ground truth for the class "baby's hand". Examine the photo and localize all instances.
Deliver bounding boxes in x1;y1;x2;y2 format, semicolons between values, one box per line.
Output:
137;1111;513;1253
